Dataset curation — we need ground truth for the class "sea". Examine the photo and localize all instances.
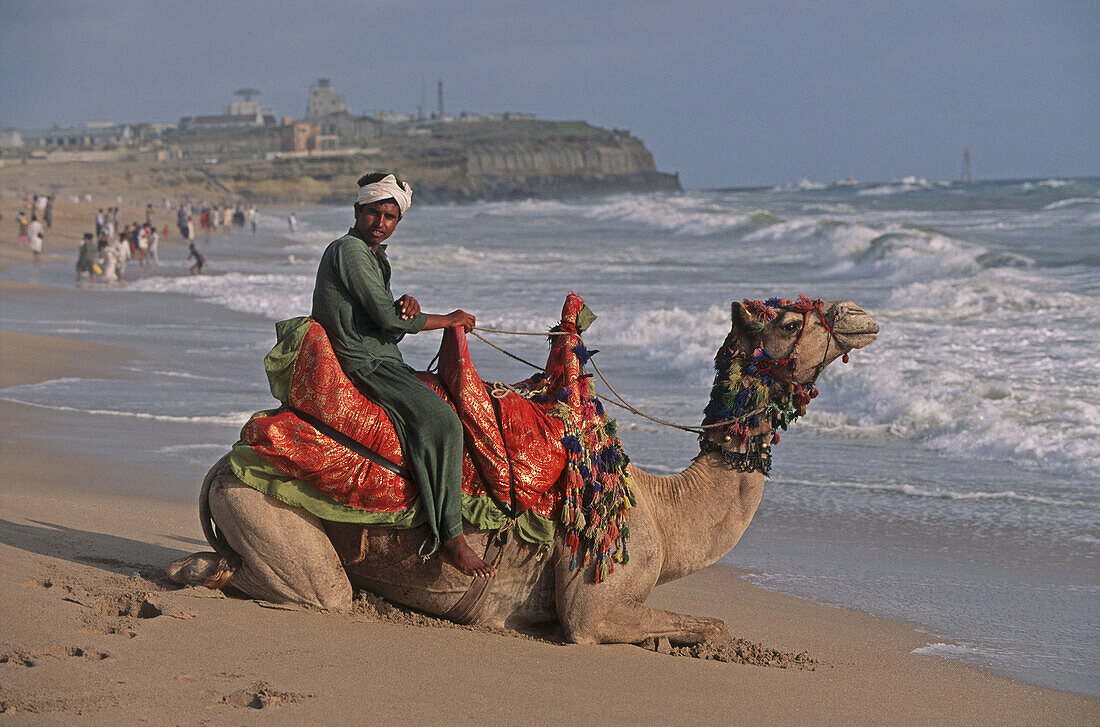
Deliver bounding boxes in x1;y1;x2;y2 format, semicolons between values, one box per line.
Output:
2;175;1097;697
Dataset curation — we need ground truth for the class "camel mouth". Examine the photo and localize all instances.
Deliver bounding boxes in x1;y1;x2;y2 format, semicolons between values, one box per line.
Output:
834;323;879;351
827;301;879;351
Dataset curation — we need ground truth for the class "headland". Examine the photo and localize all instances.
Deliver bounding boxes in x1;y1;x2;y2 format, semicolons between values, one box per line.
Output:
2;118;680;206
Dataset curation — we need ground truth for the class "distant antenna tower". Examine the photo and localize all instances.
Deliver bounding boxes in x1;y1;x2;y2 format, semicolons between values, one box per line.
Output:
235;88;261;102
437;80;444;117
962;148;972;182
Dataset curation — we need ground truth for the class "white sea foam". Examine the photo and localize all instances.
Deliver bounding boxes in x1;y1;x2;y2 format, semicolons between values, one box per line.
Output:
775;476;1086;508
814;272;1100;477
1042;196;1100;211
125;368;229;382
128;272;313;320
159;443;233;462
913;643;982;658
1022;179;1073;191
0;397;250;427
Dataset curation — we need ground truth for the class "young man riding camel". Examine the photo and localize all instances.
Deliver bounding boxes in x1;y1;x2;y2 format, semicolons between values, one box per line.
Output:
310;172;495;578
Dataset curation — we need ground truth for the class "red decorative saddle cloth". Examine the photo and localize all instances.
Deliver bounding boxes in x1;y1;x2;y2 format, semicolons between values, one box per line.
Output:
236;298;601;522
235;294;634;578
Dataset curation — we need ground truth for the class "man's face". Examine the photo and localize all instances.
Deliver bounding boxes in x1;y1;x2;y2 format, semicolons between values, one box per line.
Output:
355;201;401;246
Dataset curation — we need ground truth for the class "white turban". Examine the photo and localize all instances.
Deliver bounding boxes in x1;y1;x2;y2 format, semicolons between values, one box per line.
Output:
355;174;413;214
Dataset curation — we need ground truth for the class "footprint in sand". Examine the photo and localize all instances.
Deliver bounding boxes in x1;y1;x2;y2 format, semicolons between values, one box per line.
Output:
206;682;313;710
0;646;109;667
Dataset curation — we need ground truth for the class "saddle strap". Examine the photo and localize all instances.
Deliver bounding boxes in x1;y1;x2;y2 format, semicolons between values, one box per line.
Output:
286;405;411;479
441;535;506;625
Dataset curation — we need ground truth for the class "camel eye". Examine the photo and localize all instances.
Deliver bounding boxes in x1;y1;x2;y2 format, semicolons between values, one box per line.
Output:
781;321;800;333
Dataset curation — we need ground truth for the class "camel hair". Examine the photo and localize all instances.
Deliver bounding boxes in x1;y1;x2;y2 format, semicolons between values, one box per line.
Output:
168;297;878;647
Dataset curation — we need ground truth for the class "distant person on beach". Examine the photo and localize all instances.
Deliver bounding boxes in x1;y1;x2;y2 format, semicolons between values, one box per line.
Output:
97;234;125;284
287;212;297;233
16;210;28;245
177;204;188;239
112;233;130;279
309;171;492;578
249;206;259;234
44;195;54;228
188;241;206;275
96;209;104;235
136;224;149;267
76;233;97;281
26;215;43;264
147;224;161;266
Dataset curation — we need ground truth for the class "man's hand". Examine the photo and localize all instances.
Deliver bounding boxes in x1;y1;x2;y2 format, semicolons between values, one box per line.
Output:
395;294;421;320
447;309;476;333
421;309;476;332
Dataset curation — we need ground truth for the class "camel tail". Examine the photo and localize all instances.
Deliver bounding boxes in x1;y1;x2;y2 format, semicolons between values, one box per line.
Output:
199;452;242;588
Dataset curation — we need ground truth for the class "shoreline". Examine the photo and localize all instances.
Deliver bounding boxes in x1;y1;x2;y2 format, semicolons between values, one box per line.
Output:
1;248;1097;723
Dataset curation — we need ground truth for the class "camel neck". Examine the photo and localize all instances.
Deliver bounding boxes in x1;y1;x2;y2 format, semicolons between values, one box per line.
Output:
630;453;766;584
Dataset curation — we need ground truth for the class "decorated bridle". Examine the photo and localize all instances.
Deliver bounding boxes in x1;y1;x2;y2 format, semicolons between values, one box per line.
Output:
699;296;842;475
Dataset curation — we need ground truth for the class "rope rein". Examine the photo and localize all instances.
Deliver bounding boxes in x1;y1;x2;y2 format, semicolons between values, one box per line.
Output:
471;326;767;434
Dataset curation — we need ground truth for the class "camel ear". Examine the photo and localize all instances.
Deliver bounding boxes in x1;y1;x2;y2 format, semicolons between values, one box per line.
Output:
731;301;754;333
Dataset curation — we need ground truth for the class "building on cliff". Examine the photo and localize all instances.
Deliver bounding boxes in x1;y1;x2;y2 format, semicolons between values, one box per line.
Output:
307;79;349;119
280;118;338;153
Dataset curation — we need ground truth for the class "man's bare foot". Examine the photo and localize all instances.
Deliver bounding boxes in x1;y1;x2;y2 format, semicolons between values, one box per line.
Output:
440;534;496;578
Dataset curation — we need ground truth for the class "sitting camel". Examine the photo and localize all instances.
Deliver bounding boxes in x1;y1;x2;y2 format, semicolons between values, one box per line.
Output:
168;296;877;646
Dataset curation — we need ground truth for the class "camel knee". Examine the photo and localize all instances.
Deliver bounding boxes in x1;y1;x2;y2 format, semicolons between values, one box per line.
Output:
207;477;353;610
560;618;601;645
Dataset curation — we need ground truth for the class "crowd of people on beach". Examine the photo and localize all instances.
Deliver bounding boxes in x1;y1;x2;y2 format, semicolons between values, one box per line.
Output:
8;191;266;283
70;199;260;283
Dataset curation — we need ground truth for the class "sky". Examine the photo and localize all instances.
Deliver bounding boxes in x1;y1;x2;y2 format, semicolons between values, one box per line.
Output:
1;0;1097;188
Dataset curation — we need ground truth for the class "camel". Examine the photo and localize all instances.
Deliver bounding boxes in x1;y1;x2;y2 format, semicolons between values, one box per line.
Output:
167;296;878;646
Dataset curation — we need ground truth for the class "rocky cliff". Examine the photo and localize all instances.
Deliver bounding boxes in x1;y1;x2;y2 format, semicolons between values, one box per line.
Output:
210;120;680;203
1;120;680;204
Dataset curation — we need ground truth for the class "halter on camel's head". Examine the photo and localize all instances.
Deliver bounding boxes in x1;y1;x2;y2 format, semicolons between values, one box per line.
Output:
699;296;878;474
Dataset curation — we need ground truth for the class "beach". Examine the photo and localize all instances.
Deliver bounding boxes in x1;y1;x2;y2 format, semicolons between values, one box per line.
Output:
1;188;1098;724
1;331;1095;724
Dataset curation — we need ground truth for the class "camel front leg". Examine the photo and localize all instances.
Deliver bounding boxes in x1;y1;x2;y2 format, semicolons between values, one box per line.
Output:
566;597;732;646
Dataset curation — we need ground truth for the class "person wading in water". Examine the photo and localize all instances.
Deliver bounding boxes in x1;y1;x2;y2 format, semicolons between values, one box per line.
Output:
310;172;495;578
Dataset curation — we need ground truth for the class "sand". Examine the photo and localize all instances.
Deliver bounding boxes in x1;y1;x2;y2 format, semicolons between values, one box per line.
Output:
1;219;1098;725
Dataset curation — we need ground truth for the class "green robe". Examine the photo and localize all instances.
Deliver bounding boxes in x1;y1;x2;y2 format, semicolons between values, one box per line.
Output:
310;228;463;551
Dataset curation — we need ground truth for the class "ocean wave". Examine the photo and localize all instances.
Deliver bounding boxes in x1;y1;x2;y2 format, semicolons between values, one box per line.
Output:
1042;196;1100;211
127;272;313;320
776;476;1087;508
883;271;1092;317
124;368;230;382
0;397;251;427
467;194;787;238
158;443;233;463
772;178;829;192
1022;179;1073;191
580;195;764;236
857;176;936;196
812;283;1100;478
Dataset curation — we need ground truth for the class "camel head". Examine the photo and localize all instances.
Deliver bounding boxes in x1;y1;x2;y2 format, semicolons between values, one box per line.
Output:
699;297;878;474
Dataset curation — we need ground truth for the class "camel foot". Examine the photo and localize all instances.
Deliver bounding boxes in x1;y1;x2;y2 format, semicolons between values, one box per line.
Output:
440;535;496;578
641;636;673;654
166;551;238;589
